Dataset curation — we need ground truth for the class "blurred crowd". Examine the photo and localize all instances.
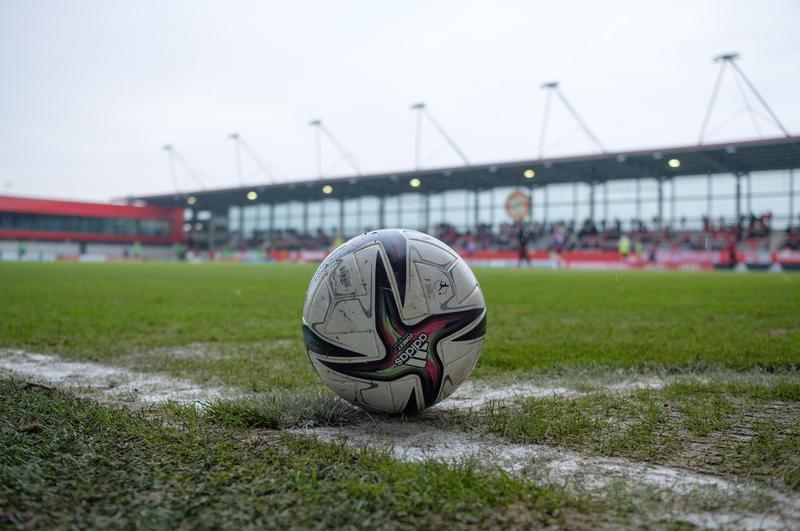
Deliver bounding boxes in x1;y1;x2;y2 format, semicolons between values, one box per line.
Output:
435;212;786;255
229;211;798;254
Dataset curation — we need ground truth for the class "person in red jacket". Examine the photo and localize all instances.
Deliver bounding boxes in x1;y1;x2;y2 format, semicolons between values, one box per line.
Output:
725;235;738;268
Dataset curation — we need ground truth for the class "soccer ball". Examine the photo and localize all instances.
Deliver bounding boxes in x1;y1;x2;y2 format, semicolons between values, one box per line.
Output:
302;229;487;414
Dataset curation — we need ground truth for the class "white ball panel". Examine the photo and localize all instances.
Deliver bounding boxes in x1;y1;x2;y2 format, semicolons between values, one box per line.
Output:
438;335;484;366
413;262;456;313
449;259;484;307
438;345;482;401
403;258;432;322
306;281;332;327
309;356;360;402
358;374;421;414
317;331;385;362
409;239;457;267
329;252;365;297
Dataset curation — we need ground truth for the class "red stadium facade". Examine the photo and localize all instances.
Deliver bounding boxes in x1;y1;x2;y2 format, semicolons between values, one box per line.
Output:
0;195;184;245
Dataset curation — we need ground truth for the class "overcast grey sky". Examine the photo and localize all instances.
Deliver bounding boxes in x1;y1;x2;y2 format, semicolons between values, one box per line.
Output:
1;0;798;201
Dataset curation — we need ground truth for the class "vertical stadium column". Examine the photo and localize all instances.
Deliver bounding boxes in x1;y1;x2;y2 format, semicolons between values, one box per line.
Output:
790;169;795;228
238;204;245;246
269;203;275;234
378;196;385;229
473;189;479;233
746;173;753;216
357;196;362;233
657;178;664;230
635;178;642;222
338;198;344;238
208;214;216;254
302;202;308;235
396;195;402;228
543;185;549;224
735;173;742;239
588;182;595;221
572;182;578;223
602;181;609;226
441;192;446;227
529;184;535;225
422;193;430;234
464;191;470;230
670;177;677;227
490;188;495;231
706;173;713;219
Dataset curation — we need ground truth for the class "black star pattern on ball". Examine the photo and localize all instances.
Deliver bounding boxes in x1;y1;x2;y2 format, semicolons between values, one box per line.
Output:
310;248;484;413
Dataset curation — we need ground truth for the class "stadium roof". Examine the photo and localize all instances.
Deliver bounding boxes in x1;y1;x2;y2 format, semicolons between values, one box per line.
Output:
133;135;800;210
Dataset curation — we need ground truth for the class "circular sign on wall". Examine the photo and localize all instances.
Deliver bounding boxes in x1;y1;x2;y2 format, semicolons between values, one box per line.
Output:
505;191;531;222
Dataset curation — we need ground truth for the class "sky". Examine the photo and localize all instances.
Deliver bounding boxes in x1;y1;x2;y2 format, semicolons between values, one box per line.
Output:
1;0;799;201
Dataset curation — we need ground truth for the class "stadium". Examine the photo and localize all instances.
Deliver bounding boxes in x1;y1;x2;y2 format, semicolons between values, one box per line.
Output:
2;3;800;530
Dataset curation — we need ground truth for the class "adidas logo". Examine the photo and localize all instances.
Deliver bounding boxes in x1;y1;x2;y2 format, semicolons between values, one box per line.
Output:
393;332;429;368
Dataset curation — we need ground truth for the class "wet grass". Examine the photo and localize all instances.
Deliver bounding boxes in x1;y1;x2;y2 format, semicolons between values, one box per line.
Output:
204;389;365;429
0;377;577;529
1;263;799;391
2;262;799;526
452;382;800;492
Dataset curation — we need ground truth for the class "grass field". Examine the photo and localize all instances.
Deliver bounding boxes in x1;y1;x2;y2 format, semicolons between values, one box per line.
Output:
2;262;799;528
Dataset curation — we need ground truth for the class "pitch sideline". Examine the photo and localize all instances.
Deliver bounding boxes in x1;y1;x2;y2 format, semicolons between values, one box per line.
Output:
1;348;798;529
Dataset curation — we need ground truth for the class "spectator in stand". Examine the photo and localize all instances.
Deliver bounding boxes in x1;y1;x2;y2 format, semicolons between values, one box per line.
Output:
648;243;657;266
517;223;530;269
725;235;738;267
332;231;344;250
228;210;781;261
618;233;631;260
550;226;565;255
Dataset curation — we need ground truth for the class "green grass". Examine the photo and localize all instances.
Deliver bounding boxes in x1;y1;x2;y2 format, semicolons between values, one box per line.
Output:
2;262;800;527
451;382;800;491
204;389;365;429
477;268;800;372
1;263;799;392
0;378;573;529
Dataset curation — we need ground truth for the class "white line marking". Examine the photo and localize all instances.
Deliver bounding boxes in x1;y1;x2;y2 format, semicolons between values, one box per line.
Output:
0;349;224;405
2;348;798;529
293;422;800;530
444;377;668;410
